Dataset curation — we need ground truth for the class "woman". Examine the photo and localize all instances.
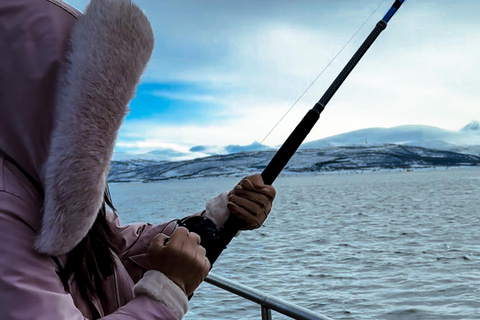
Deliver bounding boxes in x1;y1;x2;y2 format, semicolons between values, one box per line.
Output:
0;0;276;319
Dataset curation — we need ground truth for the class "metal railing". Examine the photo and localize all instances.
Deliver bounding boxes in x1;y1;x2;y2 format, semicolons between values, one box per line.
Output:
205;273;335;320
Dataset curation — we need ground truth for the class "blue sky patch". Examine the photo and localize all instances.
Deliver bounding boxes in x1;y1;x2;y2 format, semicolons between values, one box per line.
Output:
128;82;226;125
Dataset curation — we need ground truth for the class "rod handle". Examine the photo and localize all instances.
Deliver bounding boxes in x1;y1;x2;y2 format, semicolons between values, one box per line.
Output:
261;108;321;185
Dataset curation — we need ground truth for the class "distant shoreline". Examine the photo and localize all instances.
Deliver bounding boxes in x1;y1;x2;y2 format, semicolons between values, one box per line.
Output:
109;145;480;183
108;165;480;184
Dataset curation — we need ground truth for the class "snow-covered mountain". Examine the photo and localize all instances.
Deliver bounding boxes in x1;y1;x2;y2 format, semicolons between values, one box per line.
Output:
113;142;272;161
109;122;480;182
300;121;480;153
189;141;272;155
113;149;192;161
113;122;480;163
461;120;480;133
109;145;480;183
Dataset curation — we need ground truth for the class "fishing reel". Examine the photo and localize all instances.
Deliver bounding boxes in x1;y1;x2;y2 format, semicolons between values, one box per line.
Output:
177;215;228;263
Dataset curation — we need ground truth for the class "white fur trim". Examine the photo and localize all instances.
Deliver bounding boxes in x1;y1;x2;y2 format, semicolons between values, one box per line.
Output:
36;0;154;255
204;191;231;229
134;270;188;319
204;191;241;235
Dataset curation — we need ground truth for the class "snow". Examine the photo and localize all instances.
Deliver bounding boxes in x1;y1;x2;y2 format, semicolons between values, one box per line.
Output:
113;122;480;162
109;145;480;183
461;120;480;133
300;123;480;151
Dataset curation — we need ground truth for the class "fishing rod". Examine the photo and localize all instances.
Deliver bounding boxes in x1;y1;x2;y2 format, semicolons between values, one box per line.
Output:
182;0;406;265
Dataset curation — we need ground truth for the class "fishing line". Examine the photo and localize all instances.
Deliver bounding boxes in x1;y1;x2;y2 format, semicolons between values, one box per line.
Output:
258;0;387;146
186;0;407;267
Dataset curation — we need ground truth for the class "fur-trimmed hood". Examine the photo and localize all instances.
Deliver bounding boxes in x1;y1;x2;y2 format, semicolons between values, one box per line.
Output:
0;0;154;256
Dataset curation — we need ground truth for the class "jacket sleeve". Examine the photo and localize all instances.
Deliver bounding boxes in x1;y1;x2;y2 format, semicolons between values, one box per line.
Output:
107;191;232;283
0;191;181;320
106;207;180;283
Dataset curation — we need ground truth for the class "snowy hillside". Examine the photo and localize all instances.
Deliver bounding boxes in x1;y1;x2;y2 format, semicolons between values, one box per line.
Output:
109;122;480;182
109;145;480;183
114;122;480;162
461;120;480;133
301;121;480;153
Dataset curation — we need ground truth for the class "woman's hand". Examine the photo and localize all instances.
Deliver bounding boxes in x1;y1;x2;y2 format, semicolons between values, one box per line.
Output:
227;174;276;230
147;227;210;296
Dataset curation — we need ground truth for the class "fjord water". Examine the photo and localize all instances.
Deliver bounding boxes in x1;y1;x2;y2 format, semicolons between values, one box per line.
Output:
110;168;480;320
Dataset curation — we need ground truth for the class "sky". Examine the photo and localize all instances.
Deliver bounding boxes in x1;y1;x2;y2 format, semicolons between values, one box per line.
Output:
66;0;480;154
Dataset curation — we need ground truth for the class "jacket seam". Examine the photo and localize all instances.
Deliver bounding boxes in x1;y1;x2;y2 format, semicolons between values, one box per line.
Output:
118;219;178;263
0;152;44;198
0;190;39;234
114;310;144;320
0;157;4;192
44;0;82;19
118;224;148;259
0;189;35;209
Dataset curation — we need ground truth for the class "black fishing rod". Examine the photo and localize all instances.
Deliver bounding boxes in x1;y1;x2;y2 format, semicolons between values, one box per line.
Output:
183;0;407;265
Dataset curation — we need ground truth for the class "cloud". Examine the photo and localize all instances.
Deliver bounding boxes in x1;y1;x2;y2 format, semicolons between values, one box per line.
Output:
66;0;480;154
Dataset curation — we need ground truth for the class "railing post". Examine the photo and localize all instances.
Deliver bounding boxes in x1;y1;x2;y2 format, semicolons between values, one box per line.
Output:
205;273;336;320
261;306;272;320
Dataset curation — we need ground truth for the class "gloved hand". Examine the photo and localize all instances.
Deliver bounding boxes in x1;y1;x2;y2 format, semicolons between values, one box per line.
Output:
203;174;276;230
228;174;276;230
147;227;210;296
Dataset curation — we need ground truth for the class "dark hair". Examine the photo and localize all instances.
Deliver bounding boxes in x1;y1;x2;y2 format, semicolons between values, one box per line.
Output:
0;150;117;306
63;186;118;303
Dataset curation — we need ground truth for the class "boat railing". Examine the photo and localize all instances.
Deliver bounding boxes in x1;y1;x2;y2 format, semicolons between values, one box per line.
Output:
205;273;335;320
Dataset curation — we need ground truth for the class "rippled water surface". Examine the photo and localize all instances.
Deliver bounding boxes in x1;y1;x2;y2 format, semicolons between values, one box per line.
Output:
110;168;480;320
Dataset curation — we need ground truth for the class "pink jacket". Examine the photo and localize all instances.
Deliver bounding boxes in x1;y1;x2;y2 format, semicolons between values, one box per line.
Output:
0;159;184;319
0;0;195;318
